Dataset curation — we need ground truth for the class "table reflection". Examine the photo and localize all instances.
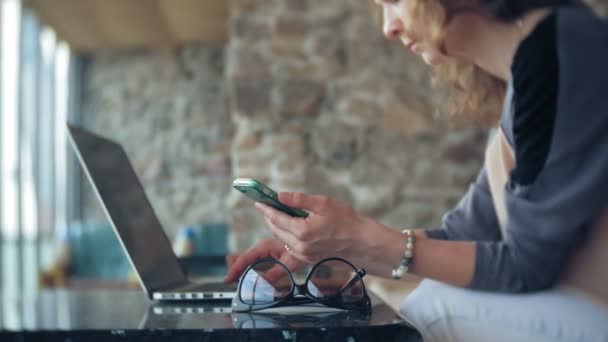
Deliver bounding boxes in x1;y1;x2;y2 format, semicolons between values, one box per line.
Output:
1;289;151;331
231;309;372;329
1;289;422;341
400;280;608;342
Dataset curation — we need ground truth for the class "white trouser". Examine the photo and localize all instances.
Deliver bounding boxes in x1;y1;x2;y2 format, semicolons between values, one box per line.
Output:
399;280;608;342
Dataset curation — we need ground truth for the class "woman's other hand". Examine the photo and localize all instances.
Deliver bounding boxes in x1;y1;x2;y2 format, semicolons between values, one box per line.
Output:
224;238;307;284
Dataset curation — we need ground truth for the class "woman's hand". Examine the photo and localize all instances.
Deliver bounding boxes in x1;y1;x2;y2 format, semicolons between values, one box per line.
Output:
224;238;308;284
256;192;380;265
226;192;477;288
225;192;406;283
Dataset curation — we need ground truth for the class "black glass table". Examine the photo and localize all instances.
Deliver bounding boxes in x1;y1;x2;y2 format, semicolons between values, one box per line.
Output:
0;289;421;341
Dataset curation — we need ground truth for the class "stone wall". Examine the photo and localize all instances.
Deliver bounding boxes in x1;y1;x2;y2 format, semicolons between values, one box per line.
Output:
81;0;487;248
225;0;487;251
81;47;232;235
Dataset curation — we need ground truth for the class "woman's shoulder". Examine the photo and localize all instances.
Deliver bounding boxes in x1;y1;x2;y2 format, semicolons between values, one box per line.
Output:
556;6;608;58
555;5;608;124
556;5;608;34
507;13;559;186
506;5;608;186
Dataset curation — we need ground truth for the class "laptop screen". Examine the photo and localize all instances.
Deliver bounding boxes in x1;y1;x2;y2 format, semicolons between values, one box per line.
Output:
67;124;187;293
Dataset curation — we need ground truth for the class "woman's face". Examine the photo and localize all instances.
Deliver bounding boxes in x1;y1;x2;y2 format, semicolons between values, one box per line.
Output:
374;0;445;65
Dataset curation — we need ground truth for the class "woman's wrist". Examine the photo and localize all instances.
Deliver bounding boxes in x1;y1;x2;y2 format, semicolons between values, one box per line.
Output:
391;229;416;279
357;220;476;286
352;219;410;277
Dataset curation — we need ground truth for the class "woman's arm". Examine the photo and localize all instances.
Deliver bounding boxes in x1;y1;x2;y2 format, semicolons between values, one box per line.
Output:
257;194;478;288
357;165;500;283
425;167;501;242
359;226;476;287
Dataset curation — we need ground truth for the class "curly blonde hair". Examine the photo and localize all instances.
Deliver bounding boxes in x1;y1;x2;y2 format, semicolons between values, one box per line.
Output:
376;0;606;125
404;0;506;125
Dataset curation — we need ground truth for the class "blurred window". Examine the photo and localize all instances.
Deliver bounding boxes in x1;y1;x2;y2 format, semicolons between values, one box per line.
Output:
0;0;80;294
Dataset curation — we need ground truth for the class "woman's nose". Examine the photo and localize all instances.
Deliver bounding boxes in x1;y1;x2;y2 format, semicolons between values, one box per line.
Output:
383;17;404;39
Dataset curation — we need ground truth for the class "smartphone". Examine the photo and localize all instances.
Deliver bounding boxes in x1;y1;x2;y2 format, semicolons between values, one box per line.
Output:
232;178;309;218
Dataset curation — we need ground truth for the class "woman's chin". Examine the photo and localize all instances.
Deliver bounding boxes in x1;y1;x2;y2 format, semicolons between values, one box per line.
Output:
422;53;443;66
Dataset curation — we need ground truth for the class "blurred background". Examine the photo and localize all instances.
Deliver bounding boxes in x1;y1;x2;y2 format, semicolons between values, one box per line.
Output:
1;0;603;300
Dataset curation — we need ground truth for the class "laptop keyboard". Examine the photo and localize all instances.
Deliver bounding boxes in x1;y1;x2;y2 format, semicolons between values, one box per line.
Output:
177;282;237;293
195;282;238;292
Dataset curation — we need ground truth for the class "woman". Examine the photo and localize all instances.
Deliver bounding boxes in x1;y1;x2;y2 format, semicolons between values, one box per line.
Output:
224;0;608;303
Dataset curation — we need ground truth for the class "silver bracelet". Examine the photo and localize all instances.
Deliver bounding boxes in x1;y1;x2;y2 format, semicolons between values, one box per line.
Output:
391;229;415;280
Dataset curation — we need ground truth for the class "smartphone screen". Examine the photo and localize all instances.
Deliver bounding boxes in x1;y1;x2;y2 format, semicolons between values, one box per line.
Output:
232;178;309;218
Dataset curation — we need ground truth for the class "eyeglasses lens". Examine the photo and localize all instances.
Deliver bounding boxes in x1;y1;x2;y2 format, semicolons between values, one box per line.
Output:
240;260;293;305
307;260;364;303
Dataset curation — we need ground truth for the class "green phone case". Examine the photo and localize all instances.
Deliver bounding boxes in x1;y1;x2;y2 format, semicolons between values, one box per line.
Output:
232;178;309;218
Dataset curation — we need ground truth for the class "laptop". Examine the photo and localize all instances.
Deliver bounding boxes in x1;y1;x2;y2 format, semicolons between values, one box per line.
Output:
67;123;237;301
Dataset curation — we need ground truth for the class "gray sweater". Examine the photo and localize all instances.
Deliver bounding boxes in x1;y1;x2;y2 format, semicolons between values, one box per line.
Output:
425;6;608;293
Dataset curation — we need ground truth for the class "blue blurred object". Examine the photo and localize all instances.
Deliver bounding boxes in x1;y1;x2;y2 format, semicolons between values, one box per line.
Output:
190;223;229;256
66;222;229;280
69;222;132;280
173;226;197;257
174;223;229;277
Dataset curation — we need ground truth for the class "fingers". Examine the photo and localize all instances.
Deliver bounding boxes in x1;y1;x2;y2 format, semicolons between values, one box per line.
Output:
261;252;308;285
263;262;293;285
263;217;301;256
278;192;329;214
225;253;240;268
264;216;320;264
255;203;307;238
278;255;305;273
224;242;272;284
256;203;321;262
224;259;247;284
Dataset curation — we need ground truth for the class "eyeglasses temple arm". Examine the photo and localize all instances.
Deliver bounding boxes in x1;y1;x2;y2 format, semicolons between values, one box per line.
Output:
338;269;366;294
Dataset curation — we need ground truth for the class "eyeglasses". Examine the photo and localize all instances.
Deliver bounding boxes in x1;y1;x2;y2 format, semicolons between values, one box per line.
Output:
232;257;371;313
